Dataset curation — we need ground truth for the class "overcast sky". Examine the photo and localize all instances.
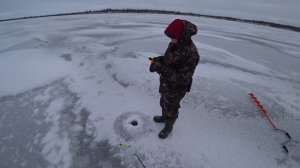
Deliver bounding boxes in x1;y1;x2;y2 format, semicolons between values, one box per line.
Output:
0;0;299;26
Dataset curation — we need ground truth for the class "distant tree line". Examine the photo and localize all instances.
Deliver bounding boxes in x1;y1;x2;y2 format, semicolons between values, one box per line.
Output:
0;8;299;33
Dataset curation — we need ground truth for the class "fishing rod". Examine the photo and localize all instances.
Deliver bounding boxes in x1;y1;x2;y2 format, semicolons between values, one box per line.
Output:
248;93;292;153
119;143;146;168
134;154;146;168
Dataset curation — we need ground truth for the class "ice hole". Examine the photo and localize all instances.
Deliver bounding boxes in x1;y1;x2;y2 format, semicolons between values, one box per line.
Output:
130;120;138;126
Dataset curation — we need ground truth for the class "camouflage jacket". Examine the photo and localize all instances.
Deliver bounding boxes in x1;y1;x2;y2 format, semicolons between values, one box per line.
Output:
159;20;200;92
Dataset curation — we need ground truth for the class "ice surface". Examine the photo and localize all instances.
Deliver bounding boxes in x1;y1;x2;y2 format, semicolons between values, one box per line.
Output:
0;14;300;168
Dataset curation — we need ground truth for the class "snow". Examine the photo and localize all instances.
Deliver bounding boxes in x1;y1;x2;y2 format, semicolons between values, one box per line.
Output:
42;98;72;168
0;48;71;96
0;3;300;168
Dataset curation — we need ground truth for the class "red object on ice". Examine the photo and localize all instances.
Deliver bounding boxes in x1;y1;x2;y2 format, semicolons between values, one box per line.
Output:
248;92;292;153
248;93;277;129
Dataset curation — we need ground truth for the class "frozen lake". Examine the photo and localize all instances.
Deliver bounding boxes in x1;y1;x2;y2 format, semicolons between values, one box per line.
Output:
0;13;300;168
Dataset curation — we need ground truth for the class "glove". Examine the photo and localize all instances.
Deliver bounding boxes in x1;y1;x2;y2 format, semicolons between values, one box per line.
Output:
149;57;164;74
149;62;164;74
149;62;156;72
152;56;163;62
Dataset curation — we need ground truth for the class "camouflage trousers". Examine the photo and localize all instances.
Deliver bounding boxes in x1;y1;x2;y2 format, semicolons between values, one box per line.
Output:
160;84;187;119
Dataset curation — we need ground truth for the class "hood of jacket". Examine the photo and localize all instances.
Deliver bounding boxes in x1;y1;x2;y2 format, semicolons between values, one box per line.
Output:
164;19;197;42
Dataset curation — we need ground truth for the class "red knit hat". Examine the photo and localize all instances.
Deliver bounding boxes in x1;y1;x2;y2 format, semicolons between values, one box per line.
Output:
164;19;184;40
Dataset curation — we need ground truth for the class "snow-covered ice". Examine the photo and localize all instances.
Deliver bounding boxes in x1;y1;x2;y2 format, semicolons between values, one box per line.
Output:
0;13;300;168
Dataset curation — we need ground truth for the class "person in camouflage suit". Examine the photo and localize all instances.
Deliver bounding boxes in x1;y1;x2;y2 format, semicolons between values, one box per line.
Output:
149;19;200;139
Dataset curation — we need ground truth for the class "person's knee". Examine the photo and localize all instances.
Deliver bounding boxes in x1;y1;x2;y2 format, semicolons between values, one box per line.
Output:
165;105;179;119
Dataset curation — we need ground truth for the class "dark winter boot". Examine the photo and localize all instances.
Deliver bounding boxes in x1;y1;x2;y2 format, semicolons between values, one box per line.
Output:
153;116;166;123
158;119;176;139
